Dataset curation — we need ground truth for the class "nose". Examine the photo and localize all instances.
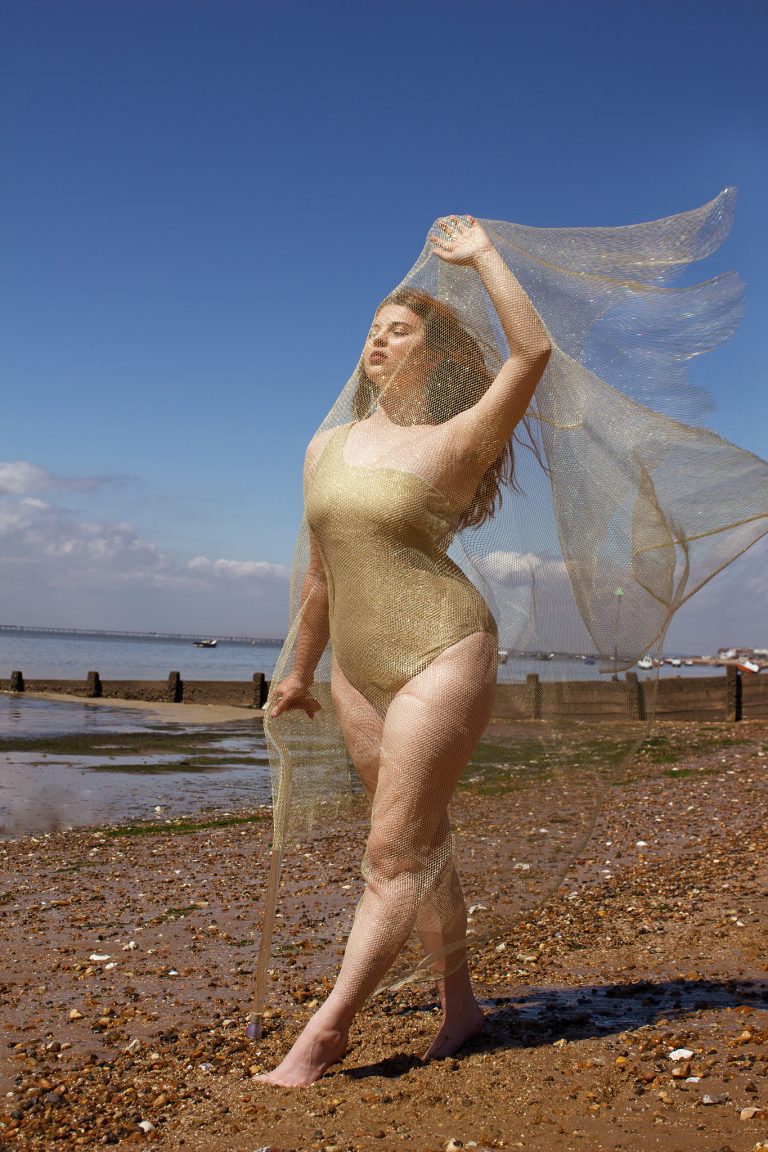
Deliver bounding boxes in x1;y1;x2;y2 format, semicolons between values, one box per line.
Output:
372;331;387;347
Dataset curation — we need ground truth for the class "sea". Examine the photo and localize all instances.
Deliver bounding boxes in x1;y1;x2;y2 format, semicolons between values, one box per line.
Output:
0;627;722;686
0;629;282;682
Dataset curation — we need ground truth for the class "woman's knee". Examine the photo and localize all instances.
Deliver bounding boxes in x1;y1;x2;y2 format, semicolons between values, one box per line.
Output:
364;823;452;887
364;832;426;885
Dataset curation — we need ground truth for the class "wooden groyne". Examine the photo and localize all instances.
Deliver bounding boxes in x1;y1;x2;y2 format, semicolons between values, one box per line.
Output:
3;671;268;709
3;667;768;721
493;667;768;722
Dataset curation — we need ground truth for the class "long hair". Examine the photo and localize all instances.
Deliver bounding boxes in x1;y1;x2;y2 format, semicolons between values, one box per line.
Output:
353;288;544;530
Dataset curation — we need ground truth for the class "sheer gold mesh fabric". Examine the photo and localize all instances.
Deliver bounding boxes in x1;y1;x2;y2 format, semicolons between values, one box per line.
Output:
252;190;768;1025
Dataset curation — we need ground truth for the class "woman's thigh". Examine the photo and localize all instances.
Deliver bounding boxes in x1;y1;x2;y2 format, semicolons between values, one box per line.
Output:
373;631;497;848
330;656;383;797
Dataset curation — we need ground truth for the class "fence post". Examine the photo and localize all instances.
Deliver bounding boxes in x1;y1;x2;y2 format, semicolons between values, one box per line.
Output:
168;671;183;703
625;671;646;721
526;672;542;720
86;671;102;699
725;665;742;721
10;670;24;693
252;672;267;708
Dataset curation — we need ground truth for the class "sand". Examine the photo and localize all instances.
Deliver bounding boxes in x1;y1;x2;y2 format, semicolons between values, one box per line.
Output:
21;691;262;725
1;718;767;1151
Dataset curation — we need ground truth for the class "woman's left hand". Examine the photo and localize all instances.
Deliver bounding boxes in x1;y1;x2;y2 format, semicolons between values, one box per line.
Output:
428;215;493;266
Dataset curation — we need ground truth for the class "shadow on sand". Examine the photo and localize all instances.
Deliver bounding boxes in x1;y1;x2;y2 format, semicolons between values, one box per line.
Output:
340;977;768;1079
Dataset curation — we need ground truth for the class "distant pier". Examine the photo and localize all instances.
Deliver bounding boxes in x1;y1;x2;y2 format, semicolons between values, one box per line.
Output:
0;624;284;646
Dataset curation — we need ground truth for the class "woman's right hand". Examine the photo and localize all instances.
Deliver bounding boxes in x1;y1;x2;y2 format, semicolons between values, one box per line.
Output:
268;674;321;719
428;215;494;267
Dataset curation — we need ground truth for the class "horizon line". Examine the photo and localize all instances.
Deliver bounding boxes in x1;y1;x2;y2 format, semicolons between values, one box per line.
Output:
0;623;285;646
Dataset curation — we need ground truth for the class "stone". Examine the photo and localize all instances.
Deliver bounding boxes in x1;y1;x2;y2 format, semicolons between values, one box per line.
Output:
671;1061;691;1078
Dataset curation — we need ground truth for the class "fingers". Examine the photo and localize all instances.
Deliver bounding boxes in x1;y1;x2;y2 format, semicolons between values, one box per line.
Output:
268;690;320;719
435;214;475;236
428;215;476;252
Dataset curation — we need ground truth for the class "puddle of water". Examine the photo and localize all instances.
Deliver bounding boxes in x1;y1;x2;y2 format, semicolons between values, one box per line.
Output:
0;754;272;838
0;696;272;838
0;694;161;739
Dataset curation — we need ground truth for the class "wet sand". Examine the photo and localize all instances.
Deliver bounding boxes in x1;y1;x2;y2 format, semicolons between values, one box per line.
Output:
0;696;270;837
1;719;767;1151
22;690;262;724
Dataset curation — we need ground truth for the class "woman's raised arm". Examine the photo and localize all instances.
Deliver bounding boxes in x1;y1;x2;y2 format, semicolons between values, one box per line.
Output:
430;215;551;467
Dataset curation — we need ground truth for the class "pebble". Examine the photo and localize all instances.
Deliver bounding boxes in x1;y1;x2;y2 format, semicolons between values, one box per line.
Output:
671;1061;691;1078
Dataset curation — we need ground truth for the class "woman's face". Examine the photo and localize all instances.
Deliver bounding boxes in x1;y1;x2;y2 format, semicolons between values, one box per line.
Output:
363;304;435;386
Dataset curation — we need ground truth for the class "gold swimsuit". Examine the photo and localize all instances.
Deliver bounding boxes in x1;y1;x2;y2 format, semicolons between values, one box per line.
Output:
305;424;497;715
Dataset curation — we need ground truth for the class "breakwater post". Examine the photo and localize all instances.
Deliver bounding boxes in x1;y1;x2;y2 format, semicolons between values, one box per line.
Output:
625;671;646;720
526;672;543;719
726;664;742;721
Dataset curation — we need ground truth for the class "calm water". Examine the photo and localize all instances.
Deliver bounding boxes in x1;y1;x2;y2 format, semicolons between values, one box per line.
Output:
0;693;176;739
0;628;720;684
0;630;281;681
0;693;271;838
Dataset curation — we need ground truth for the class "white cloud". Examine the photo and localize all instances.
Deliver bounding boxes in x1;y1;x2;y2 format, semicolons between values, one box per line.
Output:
666;532;768;651
0;461;117;496
474;549;571;584
188;556;290;580
0;461;290;633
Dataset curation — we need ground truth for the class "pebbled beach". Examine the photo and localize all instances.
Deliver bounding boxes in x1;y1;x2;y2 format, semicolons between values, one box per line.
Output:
1;716;766;1151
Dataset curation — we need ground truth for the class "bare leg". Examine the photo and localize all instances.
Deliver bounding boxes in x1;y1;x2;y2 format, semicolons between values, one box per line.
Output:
255;633;496;1085
413;829;486;1060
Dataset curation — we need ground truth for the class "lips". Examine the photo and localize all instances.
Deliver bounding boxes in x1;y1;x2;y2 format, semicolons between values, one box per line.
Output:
368;352;387;365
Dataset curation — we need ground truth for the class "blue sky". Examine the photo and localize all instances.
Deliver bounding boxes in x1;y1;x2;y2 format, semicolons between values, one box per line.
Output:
1;0;766;649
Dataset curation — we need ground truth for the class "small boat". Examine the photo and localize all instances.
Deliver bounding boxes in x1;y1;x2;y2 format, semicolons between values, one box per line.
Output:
194;638;218;648
637;656;654;670
497;649;509;665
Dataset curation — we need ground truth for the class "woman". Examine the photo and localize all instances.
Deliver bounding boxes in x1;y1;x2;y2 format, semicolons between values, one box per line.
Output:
255;191;768;1088
257;216;552;1086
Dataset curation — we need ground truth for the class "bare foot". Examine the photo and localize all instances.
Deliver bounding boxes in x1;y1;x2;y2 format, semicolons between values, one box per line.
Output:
421;1003;485;1062
253;1020;348;1087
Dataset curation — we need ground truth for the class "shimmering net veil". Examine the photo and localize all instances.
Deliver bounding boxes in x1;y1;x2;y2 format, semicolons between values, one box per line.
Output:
250;190;768;1033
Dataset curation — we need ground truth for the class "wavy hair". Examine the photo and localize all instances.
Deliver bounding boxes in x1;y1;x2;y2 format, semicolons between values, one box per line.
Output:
353;288;543;530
